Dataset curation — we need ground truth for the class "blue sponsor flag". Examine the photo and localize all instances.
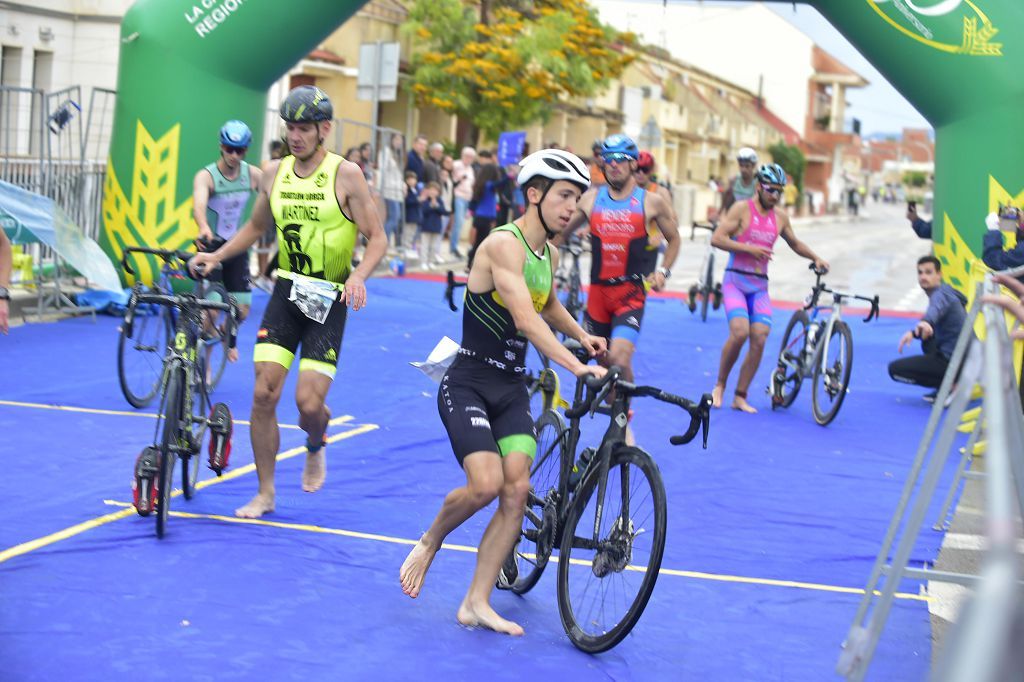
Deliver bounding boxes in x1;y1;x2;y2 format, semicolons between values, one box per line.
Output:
497;131;527;167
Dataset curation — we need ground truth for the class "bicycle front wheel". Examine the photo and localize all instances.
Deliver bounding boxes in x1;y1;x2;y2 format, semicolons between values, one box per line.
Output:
508;409;567;595
812;321;853;426
156;366;184;538
117;296;170;408
772;310;809;409
557;445;667;653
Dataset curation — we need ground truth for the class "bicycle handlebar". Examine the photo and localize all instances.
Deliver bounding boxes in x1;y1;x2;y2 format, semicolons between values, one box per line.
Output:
133;291;240;349
690;221;716;240
445;270;467;312
565;366;712;449
121;245;220;279
803;263;880;323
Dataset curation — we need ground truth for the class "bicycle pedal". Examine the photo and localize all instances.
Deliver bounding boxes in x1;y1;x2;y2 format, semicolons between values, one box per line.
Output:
207;402;233;475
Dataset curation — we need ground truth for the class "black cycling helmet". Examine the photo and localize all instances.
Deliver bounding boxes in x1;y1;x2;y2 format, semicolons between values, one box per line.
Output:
280;85;333;123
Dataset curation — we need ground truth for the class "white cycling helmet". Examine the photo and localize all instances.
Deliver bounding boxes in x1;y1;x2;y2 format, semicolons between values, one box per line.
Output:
737;147;758;163
517;149;591;192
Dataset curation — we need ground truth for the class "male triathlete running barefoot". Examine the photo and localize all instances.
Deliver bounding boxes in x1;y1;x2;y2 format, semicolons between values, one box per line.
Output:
710;163;828;412
191;86;386;517
400;150;606;635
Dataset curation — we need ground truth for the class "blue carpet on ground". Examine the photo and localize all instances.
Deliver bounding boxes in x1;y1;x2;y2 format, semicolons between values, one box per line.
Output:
0;277;968;680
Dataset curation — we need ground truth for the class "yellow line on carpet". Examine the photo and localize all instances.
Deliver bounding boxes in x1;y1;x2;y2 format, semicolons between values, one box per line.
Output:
94;502;927;603
0;398;354;431
0;422;378;564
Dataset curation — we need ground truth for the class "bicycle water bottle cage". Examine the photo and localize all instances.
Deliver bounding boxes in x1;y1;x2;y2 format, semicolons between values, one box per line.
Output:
207;402;233;475
569;447;597;490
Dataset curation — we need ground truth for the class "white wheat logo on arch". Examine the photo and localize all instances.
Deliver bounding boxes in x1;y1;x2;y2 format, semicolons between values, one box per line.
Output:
875;0;964;17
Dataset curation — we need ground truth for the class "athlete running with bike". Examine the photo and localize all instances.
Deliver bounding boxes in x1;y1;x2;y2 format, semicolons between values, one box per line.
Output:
710;163;828;413
634;150;677;277
565;134;679;393
720;147;759;213
192;120;262;362
191;86;387;518
399;149;606;636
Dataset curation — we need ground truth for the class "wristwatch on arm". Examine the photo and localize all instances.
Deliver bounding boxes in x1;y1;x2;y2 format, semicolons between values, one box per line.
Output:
656;267;671;279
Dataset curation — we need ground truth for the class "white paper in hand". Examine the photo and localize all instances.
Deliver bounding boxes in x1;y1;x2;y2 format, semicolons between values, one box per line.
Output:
411;336;460;382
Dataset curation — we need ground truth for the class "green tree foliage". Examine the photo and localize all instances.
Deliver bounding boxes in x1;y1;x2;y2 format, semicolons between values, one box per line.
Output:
902;170;928;188
403;0;635;143
768;141;807;193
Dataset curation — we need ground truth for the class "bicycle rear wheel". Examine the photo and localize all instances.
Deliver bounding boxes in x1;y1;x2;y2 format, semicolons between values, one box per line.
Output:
567;268;584;324
198;282;231;392
117;294;170;408
700;254;713;322
557;445;667;653
156;366;184;538
772;310;809;409
507;409;567;595
812;321;853;426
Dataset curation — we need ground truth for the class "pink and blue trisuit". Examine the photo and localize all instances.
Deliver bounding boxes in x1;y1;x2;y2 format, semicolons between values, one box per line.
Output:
722;199;780;328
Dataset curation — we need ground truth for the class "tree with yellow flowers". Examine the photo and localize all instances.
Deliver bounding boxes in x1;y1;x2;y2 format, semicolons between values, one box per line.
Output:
403;0;635;145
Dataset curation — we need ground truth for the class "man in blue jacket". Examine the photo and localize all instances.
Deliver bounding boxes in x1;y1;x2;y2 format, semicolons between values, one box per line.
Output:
982;205;1024;277
889;255;967;402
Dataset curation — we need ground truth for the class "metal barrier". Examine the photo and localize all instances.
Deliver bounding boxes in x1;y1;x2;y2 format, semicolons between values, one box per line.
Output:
1;85;115;313
935;267;1024;682
836;264;1024;680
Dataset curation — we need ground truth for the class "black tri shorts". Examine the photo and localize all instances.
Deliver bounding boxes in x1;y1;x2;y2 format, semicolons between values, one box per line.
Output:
253;277;347;378
437;355;537;467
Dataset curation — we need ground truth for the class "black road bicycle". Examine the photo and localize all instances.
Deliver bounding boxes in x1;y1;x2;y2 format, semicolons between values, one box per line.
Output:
686;221;723;322
504;340;712;653
118;246;233;407
555;234;586;326
127;263;239;538
769;264;879;426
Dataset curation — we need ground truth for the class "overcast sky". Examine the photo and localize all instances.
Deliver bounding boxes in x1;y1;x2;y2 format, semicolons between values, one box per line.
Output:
763;2;932;136
611;1;933;137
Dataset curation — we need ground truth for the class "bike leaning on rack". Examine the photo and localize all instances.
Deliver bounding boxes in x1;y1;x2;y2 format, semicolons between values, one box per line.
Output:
126;259;240;538
502;339;712;652
686;221;723;322
769;264;879;425
117;244;233;407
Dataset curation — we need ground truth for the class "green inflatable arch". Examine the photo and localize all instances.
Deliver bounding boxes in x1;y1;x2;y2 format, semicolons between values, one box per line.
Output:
102;0;1022;291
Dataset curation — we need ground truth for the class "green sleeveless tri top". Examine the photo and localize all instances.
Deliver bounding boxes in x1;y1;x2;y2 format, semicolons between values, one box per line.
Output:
270;152;357;284
458;223;552;374
204;161;254;240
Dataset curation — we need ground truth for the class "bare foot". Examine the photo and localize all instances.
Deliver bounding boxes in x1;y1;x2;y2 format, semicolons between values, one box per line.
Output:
302;449;326;492
227;346;239;363
235;493;275;518
731;395;757;413
711;384;725;409
400;538;437;598
456;600;525;636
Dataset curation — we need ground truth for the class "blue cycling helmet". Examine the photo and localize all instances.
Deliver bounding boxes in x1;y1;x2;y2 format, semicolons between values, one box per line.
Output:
756;162;787;186
600;133;639;160
219;120;252;148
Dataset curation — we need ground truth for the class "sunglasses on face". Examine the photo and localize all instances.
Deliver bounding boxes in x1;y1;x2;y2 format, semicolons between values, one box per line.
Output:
636;166;652;174
223;145;248;156
760;184;782;196
602;153;633;164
